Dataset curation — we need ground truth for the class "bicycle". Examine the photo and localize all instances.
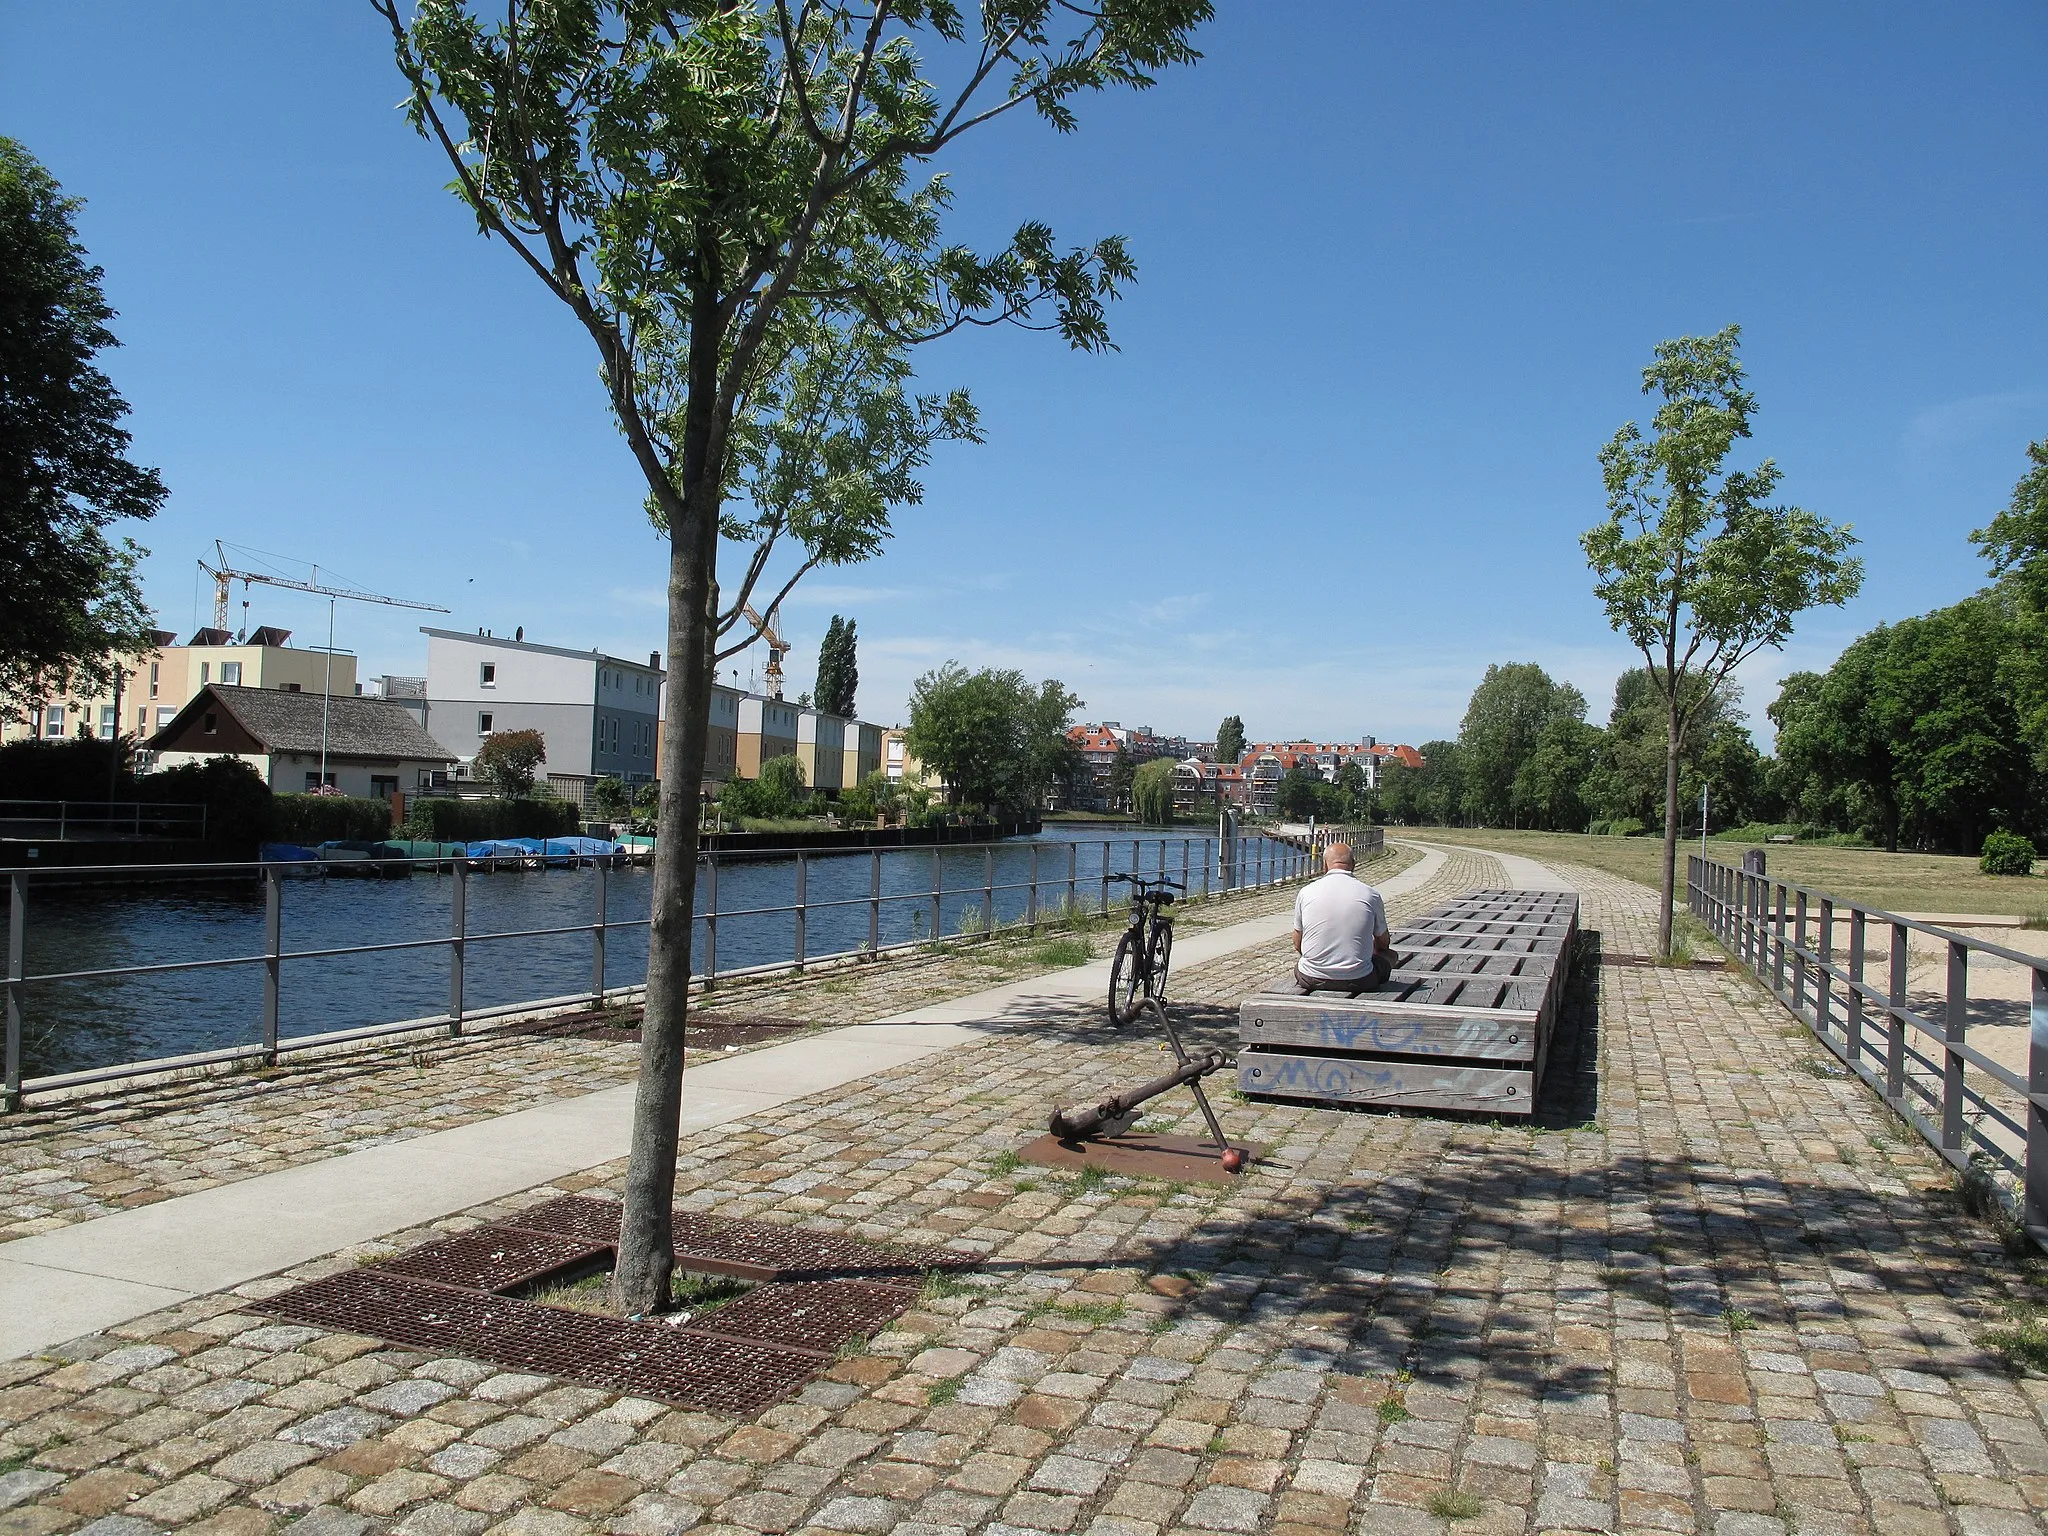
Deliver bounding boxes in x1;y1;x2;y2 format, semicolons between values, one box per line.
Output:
1107;872;1182;1026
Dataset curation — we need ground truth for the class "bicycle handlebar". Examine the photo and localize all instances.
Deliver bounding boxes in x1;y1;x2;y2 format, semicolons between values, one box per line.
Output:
1109;873;1185;891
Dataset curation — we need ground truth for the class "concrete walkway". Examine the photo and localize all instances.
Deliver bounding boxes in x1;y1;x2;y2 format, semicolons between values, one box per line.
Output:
0;848;1447;1362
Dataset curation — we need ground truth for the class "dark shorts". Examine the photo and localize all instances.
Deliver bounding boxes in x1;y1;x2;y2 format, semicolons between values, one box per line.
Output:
1295;951;1394;994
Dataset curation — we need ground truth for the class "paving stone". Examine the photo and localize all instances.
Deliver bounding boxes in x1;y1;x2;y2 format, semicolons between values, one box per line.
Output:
0;1472;66;1511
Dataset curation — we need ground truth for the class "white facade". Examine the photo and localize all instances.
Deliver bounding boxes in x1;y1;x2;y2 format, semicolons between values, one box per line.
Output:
423;629;662;783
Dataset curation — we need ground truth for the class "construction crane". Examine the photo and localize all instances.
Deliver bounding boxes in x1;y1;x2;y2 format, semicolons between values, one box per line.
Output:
199;541;447;635
196;541;450;789
740;603;789;699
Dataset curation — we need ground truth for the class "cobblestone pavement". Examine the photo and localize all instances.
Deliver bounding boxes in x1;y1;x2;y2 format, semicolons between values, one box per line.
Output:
8;850;2047;1536
0;849;1416;1244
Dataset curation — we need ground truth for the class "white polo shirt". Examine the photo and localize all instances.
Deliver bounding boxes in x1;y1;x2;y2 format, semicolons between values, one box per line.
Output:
1293;870;1388;982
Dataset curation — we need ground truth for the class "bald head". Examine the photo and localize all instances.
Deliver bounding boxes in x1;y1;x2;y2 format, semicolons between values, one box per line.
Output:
1322;841;1354;873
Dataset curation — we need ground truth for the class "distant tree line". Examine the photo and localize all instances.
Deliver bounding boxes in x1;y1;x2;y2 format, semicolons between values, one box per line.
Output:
1379;434;2048;857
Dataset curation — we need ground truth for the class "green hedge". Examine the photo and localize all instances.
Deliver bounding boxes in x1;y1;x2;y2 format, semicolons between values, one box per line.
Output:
271;794;393;843
402;796;582;842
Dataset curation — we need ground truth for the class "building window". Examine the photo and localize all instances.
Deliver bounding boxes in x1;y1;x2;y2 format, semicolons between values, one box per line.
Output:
370;775;398;800
136;707;147;733
43;705;63;738
156;706;176;728
203;712;217;734
478;711;494;734
221;661;242;685
304;771;336;792
199;661;210;683
283;682;301;692
99;706;116;740
149;661;159;699
480;663;496;687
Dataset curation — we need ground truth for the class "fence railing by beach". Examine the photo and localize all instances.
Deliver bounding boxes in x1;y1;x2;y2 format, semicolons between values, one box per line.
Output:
0;799;209;841
1687;853;2047;1244
2;828;1381;1110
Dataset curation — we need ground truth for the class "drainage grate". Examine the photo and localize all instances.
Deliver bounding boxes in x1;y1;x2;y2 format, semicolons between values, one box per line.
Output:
260;1268;817;1416
504;1195;971;1283
381;1226;611;1293
689;1279;918;1355
259;1198;976;1417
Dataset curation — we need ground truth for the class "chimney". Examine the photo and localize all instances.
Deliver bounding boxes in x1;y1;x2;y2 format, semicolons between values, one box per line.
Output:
650;651;660;670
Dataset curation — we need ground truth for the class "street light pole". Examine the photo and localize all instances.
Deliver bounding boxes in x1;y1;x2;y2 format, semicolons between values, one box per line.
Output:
320;590;334;791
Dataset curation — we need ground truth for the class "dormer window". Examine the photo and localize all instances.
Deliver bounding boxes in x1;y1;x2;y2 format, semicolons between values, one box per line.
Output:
480;663;497;687
203;712;217;734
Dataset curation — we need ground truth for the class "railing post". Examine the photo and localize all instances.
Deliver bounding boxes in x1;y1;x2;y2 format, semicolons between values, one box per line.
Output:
1067;841;1077;915
1182;837;1190;895
868;852;881;956
1886;921;1907;1106
262;867;282;1064
1201;838;1211;899
1100;841;1110;915
2027;963;2048;1244
983;847;994;934
448;855;467;1036
794;853;808;967
1847;907;1867;1070
1944;940;1967;1152
1792;890;1809;1017
5;871;25;1112
1028;845;1040;932
704;854;719;984
591;861;608;1006
1773;883;1788;996
930;848;942;940
1816;897;1834;1040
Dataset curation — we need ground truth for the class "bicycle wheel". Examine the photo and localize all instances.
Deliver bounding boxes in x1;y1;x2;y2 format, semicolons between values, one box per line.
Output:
1147;920;1173;1004
1109;929;1144;1027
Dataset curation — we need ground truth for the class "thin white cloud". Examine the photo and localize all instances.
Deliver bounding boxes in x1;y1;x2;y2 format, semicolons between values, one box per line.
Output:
1904;389;2048;460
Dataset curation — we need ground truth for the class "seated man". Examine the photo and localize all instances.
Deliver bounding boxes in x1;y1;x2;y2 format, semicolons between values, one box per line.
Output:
1292;841;1394;992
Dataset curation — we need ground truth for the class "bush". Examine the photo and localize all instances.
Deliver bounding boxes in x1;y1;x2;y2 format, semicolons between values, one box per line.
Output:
1981;829;2037;876
475;728;547;796
1588;818;1647;837
136;756;273;846
271;794;393;843
402;796;582;842
721;754;809;821
0;736;130;801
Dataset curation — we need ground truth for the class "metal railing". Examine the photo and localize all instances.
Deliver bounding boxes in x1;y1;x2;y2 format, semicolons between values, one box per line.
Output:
0;799;209;840
1688;854;2047;1244
2;830;1349;1109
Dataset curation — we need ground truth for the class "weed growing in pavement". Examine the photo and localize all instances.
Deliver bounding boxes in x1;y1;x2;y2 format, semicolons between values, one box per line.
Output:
1068;1164;1110;1195
987;1150;1021;1177
1425;1491;1481;1520
1377;1396;1412;1425
1981;1303;2048;1374
1147;1315;1175;1335
0;1447;30;1476
925;1376;962;1405
1794;1057;1837;1079
921;1271;981;1302
836;1332;871;1360
1723;1306;1757;1332
1205;1432;1227;1454
1039;1297;1128;1325
1014;1179;1039;1192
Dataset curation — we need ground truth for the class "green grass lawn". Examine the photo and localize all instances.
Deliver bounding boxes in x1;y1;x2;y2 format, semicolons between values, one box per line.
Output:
1395;826;2048;918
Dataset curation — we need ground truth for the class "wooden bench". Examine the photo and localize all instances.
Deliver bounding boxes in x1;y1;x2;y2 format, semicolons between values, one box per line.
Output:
1236;889;1578;1116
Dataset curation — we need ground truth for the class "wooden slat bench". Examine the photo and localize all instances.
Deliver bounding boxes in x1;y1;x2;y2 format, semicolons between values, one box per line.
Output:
1236;888;1578;1116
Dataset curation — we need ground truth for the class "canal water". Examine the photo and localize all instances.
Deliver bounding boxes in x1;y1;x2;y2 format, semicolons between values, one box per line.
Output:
12;824;1301;1081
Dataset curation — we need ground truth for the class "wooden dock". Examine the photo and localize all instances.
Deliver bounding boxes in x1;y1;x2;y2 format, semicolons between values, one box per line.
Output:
1236;888;1578;1116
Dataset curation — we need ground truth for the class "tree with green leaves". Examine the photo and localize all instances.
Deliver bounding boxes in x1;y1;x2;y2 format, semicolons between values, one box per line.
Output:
1106;741;1136;811
813;614;858;719
906;664;1081;812
1274;765;1322;821
375;0;1209;1312
1132;756;1175;825
0;138;167;719
475;727;546;797
1583;325;1862;952
1456;663;1585;828
1214;714;1245;765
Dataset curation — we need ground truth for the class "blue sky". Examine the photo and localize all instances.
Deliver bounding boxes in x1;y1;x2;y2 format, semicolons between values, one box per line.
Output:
5;3;2043;747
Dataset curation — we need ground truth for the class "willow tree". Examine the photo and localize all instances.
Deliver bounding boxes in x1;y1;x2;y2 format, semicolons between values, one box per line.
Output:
1583;325;1862;953
374;0;1208;1313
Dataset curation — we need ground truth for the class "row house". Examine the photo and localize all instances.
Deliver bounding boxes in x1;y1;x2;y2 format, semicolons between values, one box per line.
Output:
4;627;361;749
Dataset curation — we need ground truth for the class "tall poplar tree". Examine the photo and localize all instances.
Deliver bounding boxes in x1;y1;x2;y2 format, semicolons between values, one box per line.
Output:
375;0;1209;1313
813;613;858;718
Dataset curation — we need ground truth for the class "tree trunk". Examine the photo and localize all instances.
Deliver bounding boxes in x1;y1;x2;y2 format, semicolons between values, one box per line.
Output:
1659;715;1681;956
614;273;725;1318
